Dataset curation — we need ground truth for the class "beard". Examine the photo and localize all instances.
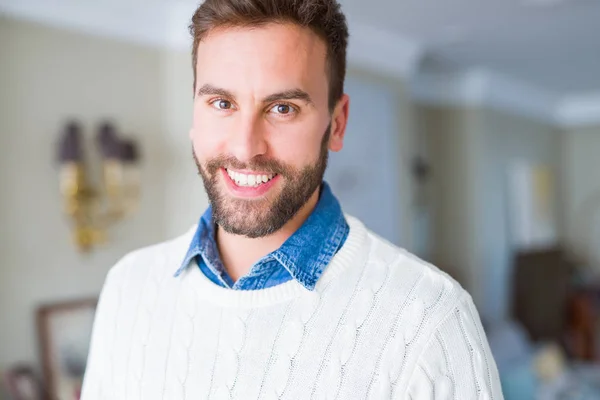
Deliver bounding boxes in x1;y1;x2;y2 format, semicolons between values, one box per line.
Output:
194;125;330;238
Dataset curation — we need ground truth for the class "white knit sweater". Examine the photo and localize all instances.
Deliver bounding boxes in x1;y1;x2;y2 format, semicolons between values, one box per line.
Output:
81;216;502;400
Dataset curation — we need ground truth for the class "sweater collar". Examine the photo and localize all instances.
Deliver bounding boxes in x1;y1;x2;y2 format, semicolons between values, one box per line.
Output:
177;214;368;308
174;182;349;291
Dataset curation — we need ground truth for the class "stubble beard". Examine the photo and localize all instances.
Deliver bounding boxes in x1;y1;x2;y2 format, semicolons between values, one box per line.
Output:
193;125;330;238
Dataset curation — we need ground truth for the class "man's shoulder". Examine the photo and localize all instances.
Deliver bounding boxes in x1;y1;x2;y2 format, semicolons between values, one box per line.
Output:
361;228;484;361
106;226;197;283
362;226;471;318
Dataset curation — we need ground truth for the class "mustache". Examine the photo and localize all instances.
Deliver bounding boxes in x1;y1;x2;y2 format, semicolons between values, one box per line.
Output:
204;154;294;177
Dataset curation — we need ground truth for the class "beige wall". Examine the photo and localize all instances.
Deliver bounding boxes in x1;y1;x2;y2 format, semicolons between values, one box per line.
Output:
420;105;562;323
419;106;483;296
0;16;172;368
478;109;562;321
562;124;600;269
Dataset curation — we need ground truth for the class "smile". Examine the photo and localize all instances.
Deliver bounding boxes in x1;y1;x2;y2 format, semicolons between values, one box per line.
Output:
225;168;277;187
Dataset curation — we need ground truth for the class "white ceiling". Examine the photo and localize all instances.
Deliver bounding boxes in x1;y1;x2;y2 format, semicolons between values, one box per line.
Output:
1;0;599;125
341;0;600;97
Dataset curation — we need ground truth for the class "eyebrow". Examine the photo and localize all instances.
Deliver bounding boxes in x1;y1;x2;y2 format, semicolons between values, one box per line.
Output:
196;84;314;106
263;89;314;106
196;84;234;99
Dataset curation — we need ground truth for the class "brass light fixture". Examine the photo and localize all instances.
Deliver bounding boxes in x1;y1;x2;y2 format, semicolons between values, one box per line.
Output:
57;121;140;251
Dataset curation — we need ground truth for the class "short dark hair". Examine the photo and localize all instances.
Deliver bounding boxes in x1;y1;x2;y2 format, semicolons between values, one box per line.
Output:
189;0;349;110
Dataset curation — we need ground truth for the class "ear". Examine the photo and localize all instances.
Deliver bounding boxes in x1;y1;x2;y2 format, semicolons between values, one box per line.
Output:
328;94;350;152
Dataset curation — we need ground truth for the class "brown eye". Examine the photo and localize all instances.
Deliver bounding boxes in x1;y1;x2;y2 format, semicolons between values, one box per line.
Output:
269;103;297;116
211;99;234;110
217;100;231;109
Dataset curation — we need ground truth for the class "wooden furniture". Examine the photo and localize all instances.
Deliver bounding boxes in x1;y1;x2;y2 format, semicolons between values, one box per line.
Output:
511;248;573;344
566;286;600;361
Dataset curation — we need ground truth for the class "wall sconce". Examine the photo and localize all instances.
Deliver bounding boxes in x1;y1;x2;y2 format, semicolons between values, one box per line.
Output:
57;121;140;252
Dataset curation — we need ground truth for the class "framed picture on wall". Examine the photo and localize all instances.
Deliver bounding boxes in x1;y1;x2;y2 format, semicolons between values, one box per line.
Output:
36;298;97;400
507;161;558;250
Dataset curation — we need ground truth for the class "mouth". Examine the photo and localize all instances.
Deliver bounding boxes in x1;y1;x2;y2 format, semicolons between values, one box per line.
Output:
221;167;280;198
225;168;278;187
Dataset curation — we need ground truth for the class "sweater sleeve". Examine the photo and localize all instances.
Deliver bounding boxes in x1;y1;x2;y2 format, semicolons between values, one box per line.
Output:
406;293;503;400
80;263;121;400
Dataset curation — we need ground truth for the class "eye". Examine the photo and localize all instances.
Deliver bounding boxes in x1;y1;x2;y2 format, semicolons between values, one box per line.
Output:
269;103;297;116
210;99;234;110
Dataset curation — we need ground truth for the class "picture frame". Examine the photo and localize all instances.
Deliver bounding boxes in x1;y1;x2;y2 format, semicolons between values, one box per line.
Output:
36;298;97;400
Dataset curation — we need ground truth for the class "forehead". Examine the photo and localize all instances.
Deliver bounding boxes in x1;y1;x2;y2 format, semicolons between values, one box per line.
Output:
195;23;329;101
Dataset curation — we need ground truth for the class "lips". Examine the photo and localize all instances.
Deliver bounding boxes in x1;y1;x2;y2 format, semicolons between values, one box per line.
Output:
221;168;280;198
225;168;277;187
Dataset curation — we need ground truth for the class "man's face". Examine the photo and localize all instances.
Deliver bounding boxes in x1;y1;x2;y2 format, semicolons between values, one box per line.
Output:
191;23;347;238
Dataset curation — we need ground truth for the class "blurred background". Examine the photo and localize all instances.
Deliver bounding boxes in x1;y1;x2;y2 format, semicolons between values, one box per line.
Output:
1;0;600;398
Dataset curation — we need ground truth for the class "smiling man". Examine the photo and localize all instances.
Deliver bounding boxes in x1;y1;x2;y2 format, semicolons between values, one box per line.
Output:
81;0;502;399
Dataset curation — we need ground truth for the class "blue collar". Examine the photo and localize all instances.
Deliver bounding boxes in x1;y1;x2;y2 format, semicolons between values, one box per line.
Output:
174;182;349;291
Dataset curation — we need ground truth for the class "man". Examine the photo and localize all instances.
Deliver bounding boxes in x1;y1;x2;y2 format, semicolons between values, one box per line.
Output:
82;0;502;398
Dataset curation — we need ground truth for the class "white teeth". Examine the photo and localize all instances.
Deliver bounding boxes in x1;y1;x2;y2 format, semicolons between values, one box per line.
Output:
226;169;276;187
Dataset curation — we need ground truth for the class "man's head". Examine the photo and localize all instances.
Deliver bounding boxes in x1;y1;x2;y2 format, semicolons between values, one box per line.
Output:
189;0;350;238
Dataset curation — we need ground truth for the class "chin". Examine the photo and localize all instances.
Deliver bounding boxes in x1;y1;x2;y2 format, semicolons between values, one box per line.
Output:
214;205;284;238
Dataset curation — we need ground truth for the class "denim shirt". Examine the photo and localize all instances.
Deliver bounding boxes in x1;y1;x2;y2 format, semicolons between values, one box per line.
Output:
174;182;349;291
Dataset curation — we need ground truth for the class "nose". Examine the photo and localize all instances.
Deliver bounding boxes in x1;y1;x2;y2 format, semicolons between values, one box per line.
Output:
227;113;268;163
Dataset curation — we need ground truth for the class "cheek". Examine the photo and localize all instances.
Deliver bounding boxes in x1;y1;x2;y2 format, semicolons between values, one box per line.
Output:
191;108;227;159
269;127;323;167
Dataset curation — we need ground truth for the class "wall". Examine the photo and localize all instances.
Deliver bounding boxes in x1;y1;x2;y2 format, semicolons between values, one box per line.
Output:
478;109;562;322
420;105;562;324
0;17;169;369
562;124;600;269
419;106;484;305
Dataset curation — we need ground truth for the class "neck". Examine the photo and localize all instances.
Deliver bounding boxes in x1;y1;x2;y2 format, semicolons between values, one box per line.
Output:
216;187;320;282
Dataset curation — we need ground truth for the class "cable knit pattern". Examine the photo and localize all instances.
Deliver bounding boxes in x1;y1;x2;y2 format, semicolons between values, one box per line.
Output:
81;216;502;400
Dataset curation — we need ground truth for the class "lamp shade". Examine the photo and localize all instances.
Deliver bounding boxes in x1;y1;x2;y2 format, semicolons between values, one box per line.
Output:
58;121;83;163
120;140;139;163
96;122;121;159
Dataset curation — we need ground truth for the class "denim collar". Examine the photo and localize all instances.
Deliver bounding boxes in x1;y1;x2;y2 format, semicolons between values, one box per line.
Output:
174;182;349;291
